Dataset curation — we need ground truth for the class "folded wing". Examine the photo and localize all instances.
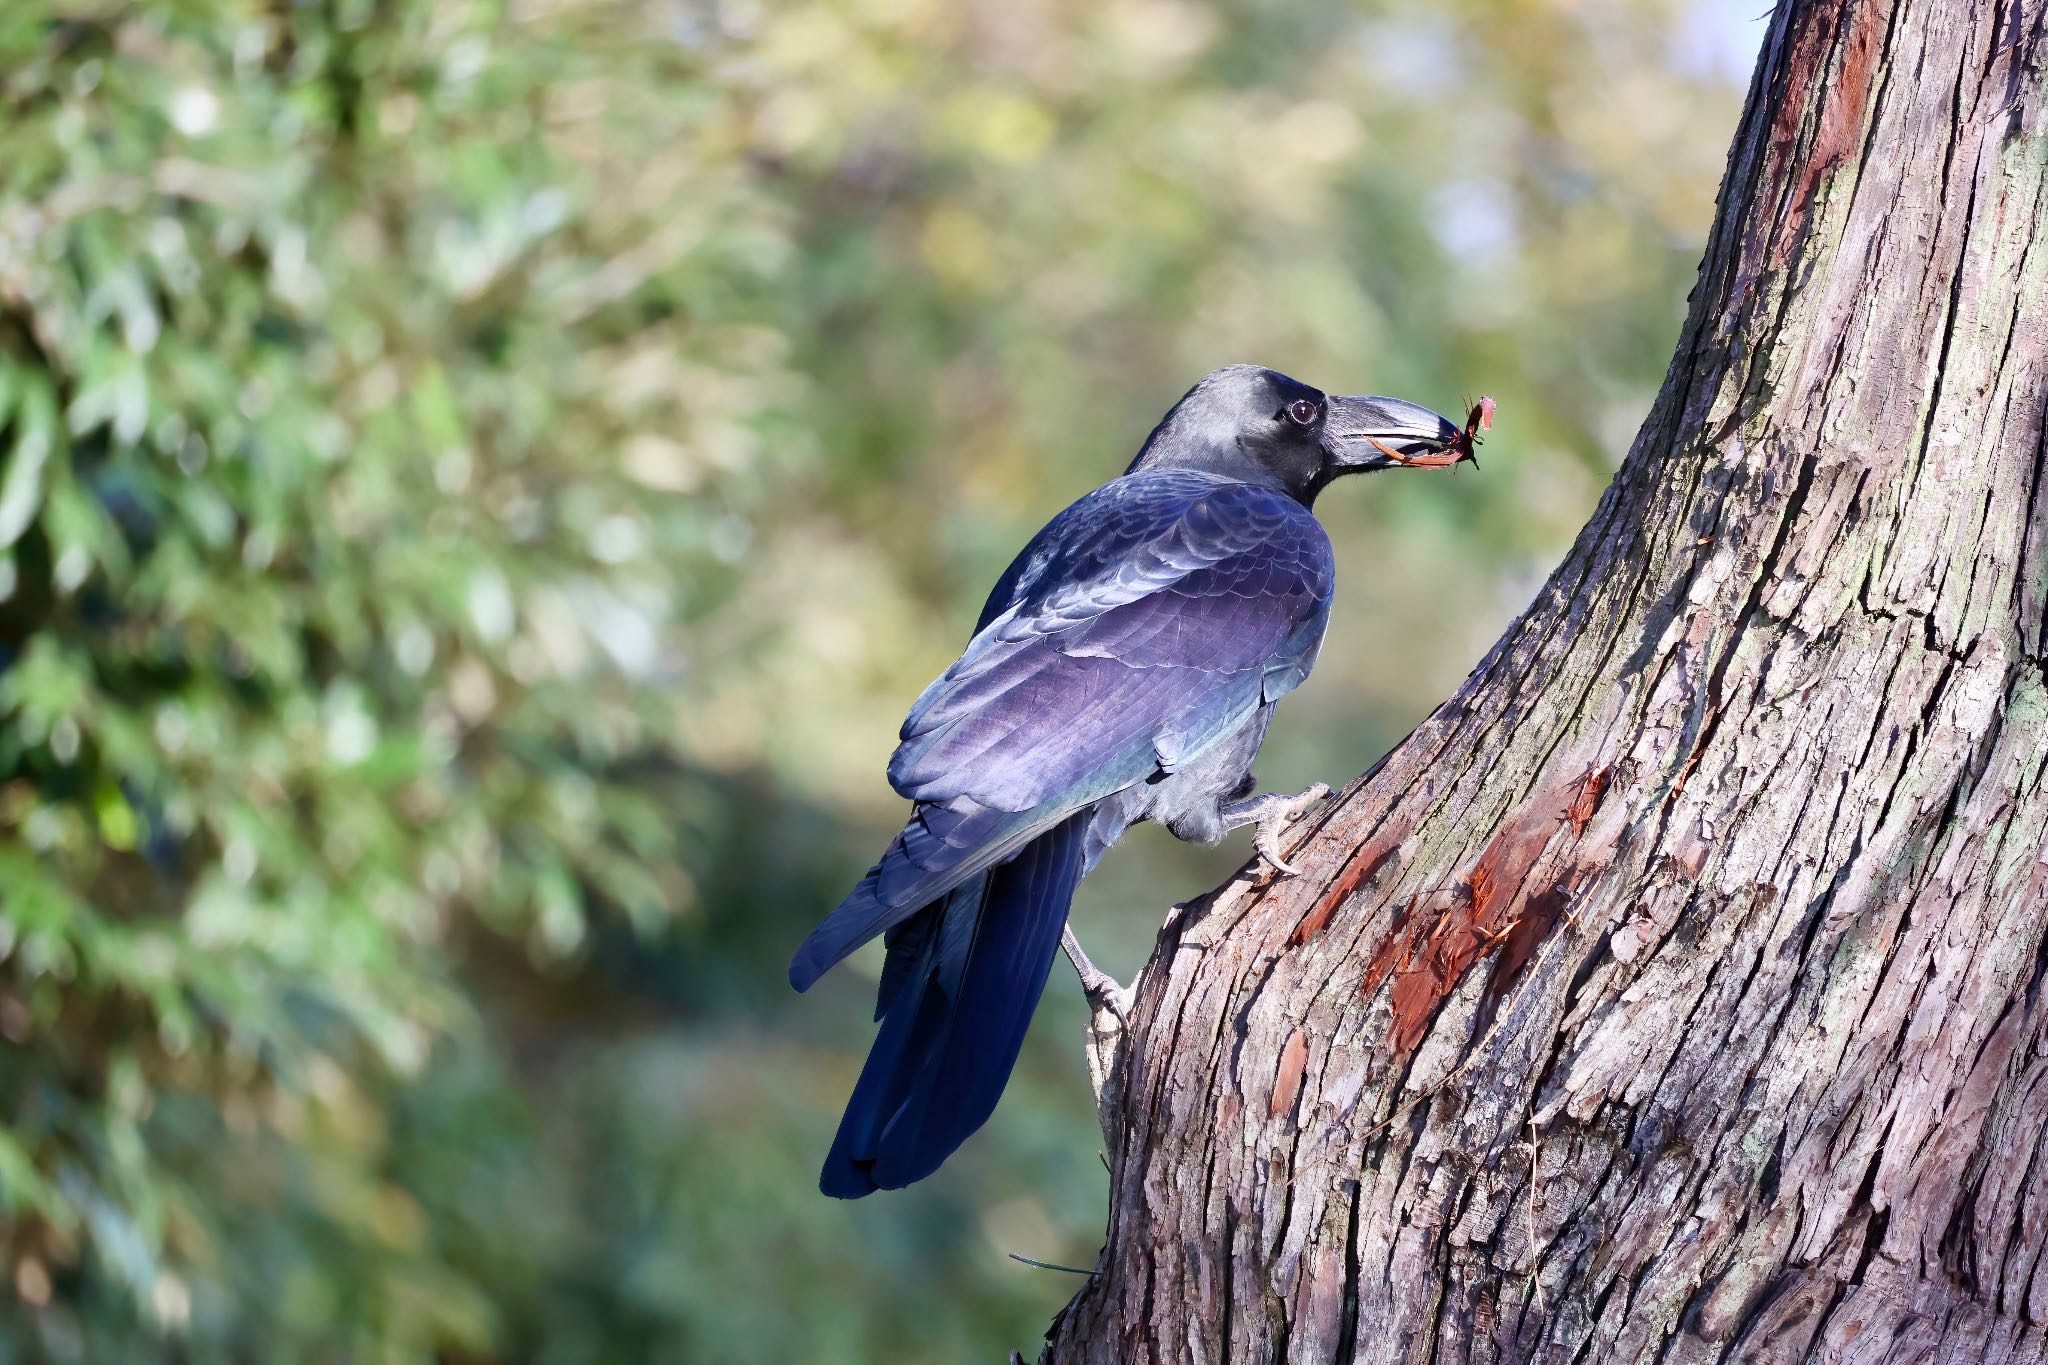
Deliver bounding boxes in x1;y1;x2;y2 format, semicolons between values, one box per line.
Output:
789;470;1333;991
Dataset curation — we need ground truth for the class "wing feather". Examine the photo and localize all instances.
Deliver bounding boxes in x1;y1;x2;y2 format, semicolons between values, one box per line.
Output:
792;470;1334;993
890;471;1333;815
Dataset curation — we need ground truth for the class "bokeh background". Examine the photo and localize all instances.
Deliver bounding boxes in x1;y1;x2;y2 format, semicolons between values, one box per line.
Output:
0;1;1757;1359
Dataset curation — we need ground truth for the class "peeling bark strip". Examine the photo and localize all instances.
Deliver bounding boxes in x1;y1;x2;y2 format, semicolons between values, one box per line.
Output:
1041;2;2048;1362
1767;0;1888;266
1271;1029;1310;1121
1363;765;1614;1061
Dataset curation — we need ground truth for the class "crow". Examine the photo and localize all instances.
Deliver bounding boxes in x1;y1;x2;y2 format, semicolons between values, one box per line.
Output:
789;364;1469;1197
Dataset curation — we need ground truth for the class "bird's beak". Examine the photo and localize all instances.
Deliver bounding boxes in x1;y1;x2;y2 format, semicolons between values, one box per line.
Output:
1321;394;1467;471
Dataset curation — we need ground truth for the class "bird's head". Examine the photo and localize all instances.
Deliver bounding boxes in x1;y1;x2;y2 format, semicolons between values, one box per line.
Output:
1127;364;1469;503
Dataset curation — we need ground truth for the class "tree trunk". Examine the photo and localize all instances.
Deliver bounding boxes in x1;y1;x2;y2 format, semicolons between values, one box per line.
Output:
1042;1;2048;1360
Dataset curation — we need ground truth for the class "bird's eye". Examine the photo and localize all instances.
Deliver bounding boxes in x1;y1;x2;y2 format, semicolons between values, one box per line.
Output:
1287;398;1319;426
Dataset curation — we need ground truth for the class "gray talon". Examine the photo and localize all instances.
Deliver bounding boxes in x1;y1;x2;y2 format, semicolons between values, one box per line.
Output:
1257;824;1302;876
1222;782;1331;877
1060;924;1128;1011
1061;925;1132;1131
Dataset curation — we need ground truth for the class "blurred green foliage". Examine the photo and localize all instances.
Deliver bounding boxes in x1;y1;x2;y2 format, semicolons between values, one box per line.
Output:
0;0;1747;1359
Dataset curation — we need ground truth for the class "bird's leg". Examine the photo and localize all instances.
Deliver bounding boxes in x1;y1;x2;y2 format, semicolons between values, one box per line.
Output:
1061;924;1126;1009
1061;925;1131;1128
1219;782;1332;876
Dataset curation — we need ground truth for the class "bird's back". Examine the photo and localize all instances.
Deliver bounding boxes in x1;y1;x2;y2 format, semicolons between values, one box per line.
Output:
792;468;1337;1196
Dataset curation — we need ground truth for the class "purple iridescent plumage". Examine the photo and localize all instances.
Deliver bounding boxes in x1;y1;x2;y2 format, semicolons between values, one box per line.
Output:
788;472;1332;1196
789;471;1332;993
787;365;1468;1197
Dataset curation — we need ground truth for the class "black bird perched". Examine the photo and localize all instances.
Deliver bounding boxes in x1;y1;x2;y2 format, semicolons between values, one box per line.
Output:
790;365;1470;1197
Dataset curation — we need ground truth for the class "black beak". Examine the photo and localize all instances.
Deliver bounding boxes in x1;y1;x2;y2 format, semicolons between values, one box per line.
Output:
1321;394;1466;471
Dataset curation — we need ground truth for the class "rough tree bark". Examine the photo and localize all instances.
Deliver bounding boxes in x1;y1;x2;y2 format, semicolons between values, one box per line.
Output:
1041;2;2048;1361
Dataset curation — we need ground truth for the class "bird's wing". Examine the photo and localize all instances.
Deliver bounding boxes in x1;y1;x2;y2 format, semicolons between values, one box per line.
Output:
889;470;1334;814
788;472;1332;993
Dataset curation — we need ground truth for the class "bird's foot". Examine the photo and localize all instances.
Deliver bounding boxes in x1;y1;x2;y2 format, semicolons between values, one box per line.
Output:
1221;782;1332;876
1061;924;1129;1014
1061;926;1131;1129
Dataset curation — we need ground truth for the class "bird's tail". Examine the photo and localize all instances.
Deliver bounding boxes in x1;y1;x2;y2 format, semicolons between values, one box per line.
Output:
817;810;1089;1198
787;795;1043;993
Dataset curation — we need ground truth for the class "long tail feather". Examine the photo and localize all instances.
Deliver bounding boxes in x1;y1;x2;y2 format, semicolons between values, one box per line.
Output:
788;796;1044;993
818;810;1089;1198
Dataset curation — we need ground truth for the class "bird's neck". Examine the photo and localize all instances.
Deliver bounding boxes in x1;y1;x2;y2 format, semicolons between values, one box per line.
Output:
1126;440;1321;506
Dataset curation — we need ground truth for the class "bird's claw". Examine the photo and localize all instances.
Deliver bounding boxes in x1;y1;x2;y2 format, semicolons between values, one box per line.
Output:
1232;782;1331;877
1256;824;1303;876
1061;926;1132;1135
1061;925;1130;1017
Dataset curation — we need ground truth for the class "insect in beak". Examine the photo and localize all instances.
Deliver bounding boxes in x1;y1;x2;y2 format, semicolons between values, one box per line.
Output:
1366;396;1494;469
